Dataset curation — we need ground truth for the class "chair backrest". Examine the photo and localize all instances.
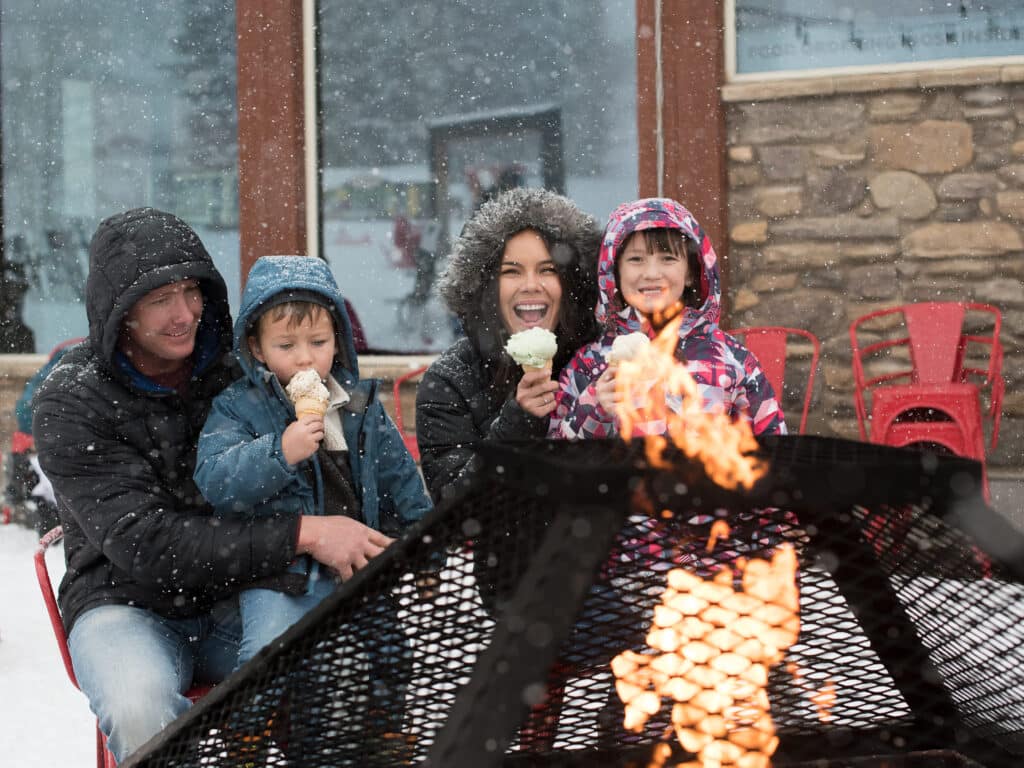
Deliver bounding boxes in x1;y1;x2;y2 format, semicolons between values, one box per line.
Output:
35;526;79;688
730;326;821;435
848;302;1004;444
392;365;429;461
342;299;368;353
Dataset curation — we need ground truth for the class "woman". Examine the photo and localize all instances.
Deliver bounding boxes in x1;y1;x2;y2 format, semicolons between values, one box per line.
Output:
414;186;600;749
415;187;601;503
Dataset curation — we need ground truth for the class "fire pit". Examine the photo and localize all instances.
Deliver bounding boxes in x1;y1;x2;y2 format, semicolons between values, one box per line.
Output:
122;436;1024;768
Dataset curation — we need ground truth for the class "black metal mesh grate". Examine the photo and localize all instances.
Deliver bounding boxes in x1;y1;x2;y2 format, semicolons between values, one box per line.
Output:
122;436;1024;768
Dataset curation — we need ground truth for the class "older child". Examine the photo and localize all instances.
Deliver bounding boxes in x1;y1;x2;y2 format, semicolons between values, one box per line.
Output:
548;200;791;742
549;197;786;440
194;255;431;739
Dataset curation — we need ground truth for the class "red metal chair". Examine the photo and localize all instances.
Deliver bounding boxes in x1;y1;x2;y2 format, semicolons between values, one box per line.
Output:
849;302;1004;467
392;365;429;462
730;326;821;435
35;527;210;768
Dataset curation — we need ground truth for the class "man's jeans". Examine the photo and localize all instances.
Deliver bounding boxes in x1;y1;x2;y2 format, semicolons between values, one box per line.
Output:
68;601;241;763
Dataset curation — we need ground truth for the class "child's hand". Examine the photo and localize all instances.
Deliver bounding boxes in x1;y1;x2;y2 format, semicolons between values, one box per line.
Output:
516;368;560;418
281;414;325;466
595;364;621;416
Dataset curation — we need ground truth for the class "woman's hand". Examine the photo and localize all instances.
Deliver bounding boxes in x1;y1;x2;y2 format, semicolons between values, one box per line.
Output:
595;364;620;415
281;414;324;466
516;367;560;418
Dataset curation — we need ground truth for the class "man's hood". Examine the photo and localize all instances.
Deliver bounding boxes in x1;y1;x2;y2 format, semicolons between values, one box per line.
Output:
235;255;357;384
85;207;231;379
596;198;721;336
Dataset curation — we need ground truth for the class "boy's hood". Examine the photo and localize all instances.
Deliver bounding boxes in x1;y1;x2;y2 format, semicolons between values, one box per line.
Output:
596;198;721;336
235;255;358;384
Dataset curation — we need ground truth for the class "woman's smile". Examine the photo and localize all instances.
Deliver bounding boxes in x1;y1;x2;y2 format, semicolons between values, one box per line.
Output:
513;302;550;326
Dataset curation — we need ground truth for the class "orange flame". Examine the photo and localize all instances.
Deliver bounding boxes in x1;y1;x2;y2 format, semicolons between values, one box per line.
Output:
706;521;732;553
787;663;837;725
613;315;765;490
611;545;800;768
811;682;837;724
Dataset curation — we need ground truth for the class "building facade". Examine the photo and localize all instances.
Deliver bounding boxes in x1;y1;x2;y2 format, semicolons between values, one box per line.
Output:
1;0;1022;470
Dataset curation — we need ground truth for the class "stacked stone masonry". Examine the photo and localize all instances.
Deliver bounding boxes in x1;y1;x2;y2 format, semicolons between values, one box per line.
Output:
724;68;1024;469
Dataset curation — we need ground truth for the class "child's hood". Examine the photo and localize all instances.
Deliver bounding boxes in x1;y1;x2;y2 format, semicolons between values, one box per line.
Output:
234;255;358;383
595;198;721;335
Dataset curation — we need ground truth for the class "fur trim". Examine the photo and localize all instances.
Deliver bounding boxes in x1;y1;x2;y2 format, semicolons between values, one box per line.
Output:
438;187;601;321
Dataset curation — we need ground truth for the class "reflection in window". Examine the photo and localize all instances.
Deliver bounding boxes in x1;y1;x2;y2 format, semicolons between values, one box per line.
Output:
734;0;1024;77
0;0;239;353
317;0;638;353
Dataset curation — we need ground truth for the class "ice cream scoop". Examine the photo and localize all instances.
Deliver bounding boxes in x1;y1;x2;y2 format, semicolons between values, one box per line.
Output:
609;332;651;363
505;327;558;372
285;369;330;418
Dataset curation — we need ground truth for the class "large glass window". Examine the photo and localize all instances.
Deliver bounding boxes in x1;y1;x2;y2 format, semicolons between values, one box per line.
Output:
317;0;638;353
732;1;1024;78
1;0;239;354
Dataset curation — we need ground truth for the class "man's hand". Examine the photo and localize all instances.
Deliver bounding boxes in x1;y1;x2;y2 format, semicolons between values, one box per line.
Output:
281;415;324;466
516;367;560;418
296;516;395;581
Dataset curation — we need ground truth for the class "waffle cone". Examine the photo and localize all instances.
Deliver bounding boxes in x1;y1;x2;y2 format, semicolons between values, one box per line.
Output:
293;397;328;418
521;361;553;376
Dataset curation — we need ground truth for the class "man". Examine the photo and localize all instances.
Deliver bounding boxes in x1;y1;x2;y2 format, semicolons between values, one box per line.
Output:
33;208;385;762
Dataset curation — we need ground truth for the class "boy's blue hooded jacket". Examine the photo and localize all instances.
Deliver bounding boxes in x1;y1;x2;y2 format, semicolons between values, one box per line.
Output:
194;256;431;572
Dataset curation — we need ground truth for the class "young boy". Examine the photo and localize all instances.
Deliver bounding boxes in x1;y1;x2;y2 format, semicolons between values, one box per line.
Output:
194;254;431;736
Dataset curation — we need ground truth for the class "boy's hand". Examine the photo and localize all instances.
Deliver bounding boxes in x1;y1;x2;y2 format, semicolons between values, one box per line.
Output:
297;516;395;581
281;414;325;466
414;572;441;601
516;367;559;418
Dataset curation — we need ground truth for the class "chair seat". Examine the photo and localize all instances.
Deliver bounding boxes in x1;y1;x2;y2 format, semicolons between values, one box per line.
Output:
868;383;985;460
883;421;978;457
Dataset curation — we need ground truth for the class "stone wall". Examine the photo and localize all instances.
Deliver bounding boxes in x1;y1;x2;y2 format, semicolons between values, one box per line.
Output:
722;66;1024;470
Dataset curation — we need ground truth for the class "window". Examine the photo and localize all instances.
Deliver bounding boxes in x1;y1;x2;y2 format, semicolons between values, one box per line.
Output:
730;0;1024;79
1;0;239;354
317;0;638;353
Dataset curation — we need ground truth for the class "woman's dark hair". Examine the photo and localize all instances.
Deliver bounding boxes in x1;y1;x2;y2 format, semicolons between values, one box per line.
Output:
437;188;601;400
614;228;702;311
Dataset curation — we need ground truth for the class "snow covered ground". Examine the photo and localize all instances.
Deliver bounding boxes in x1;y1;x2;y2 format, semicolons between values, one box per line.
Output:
0;524;94;768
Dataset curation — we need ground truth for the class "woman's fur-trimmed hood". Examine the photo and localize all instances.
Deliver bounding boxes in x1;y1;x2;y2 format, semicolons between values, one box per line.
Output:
437;187;601;371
